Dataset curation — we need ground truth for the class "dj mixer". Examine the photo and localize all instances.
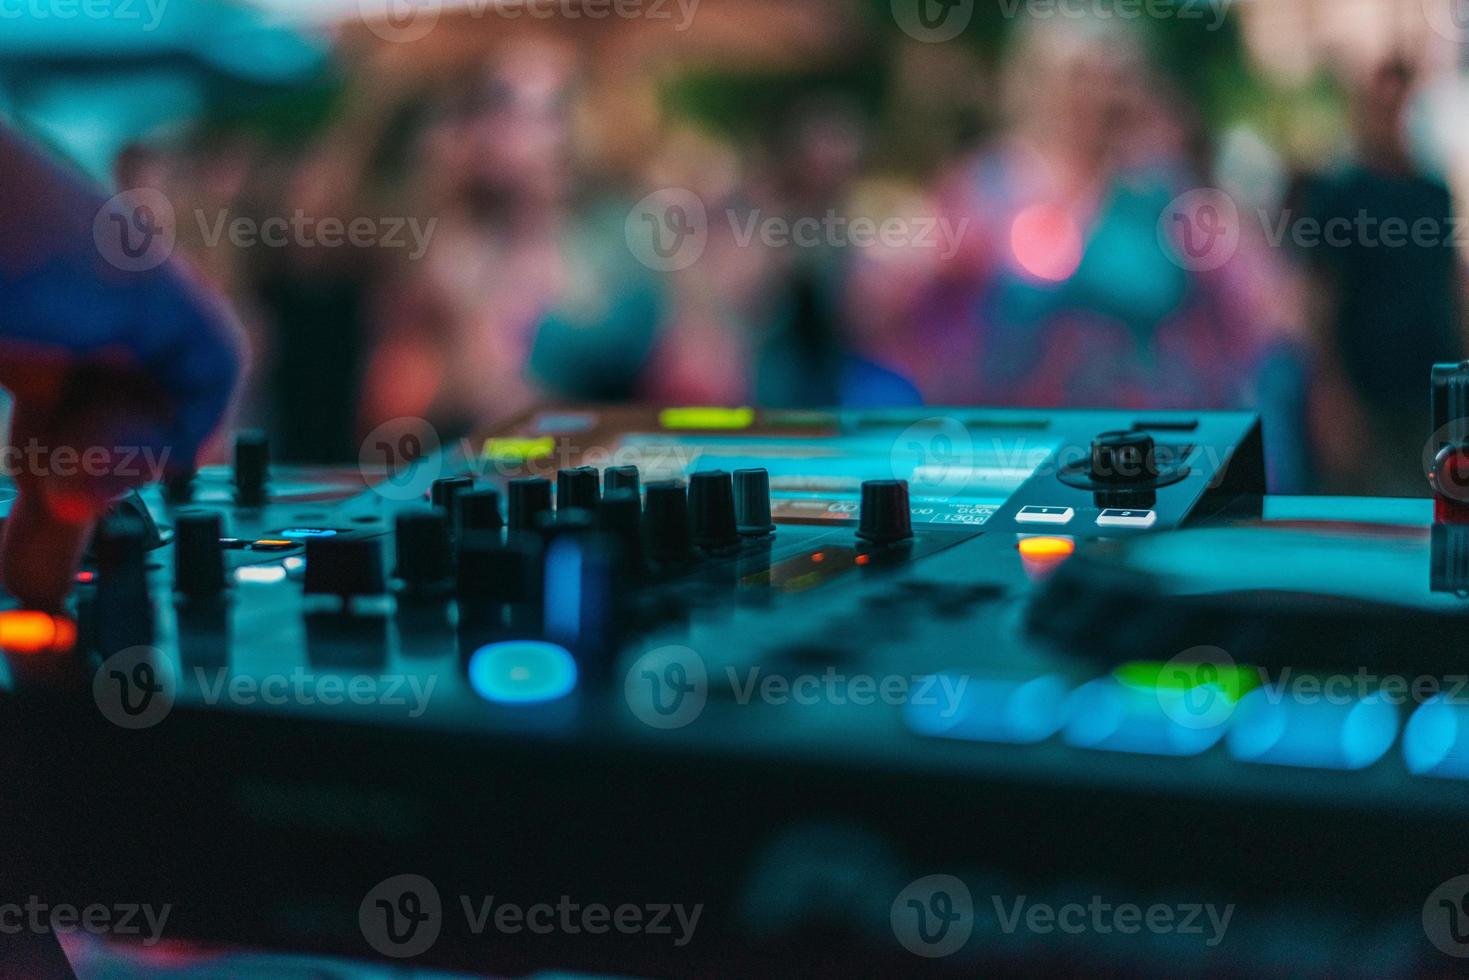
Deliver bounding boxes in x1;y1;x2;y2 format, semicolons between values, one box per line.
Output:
1;405;1467;975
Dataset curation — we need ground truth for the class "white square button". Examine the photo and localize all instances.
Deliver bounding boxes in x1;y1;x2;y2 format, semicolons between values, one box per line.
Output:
1096;508;1157;529
1016;505;1075;525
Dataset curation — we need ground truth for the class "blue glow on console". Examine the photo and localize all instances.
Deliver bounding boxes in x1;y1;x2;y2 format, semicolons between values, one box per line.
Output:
1404;695;1469;778
1227;689;1397;770
468;641;578;705
905;674;1067;744
1063;678;1226;756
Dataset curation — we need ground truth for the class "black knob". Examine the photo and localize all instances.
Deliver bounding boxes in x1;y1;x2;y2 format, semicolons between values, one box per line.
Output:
234;431;269;506
164;469;196;505
1090;430;1158;483
95;514;155;651
455;488;503;534
508;477;553;532
395;511;453;597
430;476;474;511
689;470;739;550
644;481;692;563
604;465;641;497
174;512;226;600
734;468;775;537
857;480;913;545
598;489;644;571
456;531;541;606
304;537;386;598
557;466;600;512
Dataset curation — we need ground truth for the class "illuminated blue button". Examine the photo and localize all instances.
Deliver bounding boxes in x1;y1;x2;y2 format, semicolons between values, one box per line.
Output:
278;528;338;540
1063;678;1226;756
1227;689;1397;770
468;641;578;705
905;674;1067;744
1404;694;1469;778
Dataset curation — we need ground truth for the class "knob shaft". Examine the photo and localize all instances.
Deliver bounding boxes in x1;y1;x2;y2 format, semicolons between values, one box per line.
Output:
234;431;269;506
857;480;913;545
304;537;386;597
395;511;453;596
508;477;553;532
597;489;644;572
734;468;775;537
689;470;739;550
557;466;601;512
174;512;226;599
457;532;541;606
644;481;692;563
95;514;155;651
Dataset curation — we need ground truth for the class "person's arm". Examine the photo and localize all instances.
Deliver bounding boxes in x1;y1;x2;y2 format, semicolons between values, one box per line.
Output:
0;128;243;611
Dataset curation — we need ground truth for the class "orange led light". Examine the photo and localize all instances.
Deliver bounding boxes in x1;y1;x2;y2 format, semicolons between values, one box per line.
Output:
254;540;294;548
1017;536;1076;560
0;611;77;654
811;552;827;563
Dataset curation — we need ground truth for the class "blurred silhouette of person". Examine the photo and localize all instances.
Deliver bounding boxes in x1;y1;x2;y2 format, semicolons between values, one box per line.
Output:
908;23;1288;398
1302;57;1464;496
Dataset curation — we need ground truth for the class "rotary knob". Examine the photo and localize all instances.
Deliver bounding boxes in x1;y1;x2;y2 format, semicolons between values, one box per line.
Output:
644;481;692;563
173;512;227;600
604;465;641;497
234;431;269;506
598;489;644;572
508;477;553;532
856;480;913;545
455;488;504;535
304;537;386;598
1090;430;1158;484
430;476;474;511
689;470;739;550
395;511;453;597
557;466;601;512
734;468;775;537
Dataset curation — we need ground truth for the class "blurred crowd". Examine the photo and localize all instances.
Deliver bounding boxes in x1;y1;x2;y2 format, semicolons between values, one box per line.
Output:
111;16;1467;496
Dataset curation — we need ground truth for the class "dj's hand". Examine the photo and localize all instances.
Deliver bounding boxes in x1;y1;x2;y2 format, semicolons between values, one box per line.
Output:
0;129;243;611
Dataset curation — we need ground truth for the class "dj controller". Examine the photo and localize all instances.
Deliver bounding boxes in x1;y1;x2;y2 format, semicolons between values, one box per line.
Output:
3;403;1468;976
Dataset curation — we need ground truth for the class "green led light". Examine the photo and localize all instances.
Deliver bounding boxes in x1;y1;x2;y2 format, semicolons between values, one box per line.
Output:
1114;660;1260;703
483;436;556;461
658;407;755;430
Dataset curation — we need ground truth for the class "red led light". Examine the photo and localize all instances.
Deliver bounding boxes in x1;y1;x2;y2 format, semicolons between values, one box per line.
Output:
855;554;871;566
75;571;96;584
810;552;826;563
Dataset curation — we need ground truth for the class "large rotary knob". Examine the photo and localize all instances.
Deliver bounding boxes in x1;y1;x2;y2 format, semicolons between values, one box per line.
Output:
1089;430;1158;484
689;470;739;550
856;480;913;545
